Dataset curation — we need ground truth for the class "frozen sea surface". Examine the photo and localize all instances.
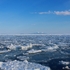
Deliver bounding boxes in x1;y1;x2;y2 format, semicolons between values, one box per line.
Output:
0;35;70;70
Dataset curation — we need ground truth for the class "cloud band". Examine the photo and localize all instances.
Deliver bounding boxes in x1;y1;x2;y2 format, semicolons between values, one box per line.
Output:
35;10;70;15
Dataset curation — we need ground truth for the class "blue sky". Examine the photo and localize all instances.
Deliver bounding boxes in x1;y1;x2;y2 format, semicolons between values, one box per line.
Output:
0;0;70;34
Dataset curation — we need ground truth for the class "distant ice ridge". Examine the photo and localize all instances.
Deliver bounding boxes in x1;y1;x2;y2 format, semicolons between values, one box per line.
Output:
21;43;45;50
0;60;51;70
27;44;58;54
7;43;45;50
7;43;58;53
7;43;33;50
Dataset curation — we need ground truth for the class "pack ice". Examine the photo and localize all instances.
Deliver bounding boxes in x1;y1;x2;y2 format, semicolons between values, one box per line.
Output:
0;60;51;70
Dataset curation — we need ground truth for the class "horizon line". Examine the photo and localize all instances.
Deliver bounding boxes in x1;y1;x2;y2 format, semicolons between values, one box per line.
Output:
0;33;70;35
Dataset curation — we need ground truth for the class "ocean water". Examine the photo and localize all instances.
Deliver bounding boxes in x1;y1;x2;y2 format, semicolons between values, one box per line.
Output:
0;35;70;70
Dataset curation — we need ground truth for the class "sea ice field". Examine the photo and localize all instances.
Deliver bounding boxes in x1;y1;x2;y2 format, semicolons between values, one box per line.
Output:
0;35;70;70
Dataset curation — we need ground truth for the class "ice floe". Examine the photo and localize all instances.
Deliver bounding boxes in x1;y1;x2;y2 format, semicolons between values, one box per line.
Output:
27;49;42;54
0;50;10;54
0;60;51;70
59;61;70;65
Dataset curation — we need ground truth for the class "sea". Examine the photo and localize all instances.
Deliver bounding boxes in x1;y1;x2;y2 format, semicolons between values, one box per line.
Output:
0;35;70;70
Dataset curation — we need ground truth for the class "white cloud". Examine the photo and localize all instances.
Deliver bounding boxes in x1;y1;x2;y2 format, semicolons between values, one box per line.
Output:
39;11;52;14
36;10;70;15
54;10;70;15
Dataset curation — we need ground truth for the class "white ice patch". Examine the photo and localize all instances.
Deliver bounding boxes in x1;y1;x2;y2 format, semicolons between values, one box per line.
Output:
47;44;58;50
32;44;45;47
0;60;51;70
17;56;29;60
59;61;70;65
27;49;42;54
62;66;70;70
0;50;10;54
42;44;59;52
0;62;3;67
21;43;33;50
7;44;21;50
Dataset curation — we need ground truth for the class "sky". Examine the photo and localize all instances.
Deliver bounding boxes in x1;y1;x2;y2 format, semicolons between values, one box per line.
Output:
0;0;70;34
